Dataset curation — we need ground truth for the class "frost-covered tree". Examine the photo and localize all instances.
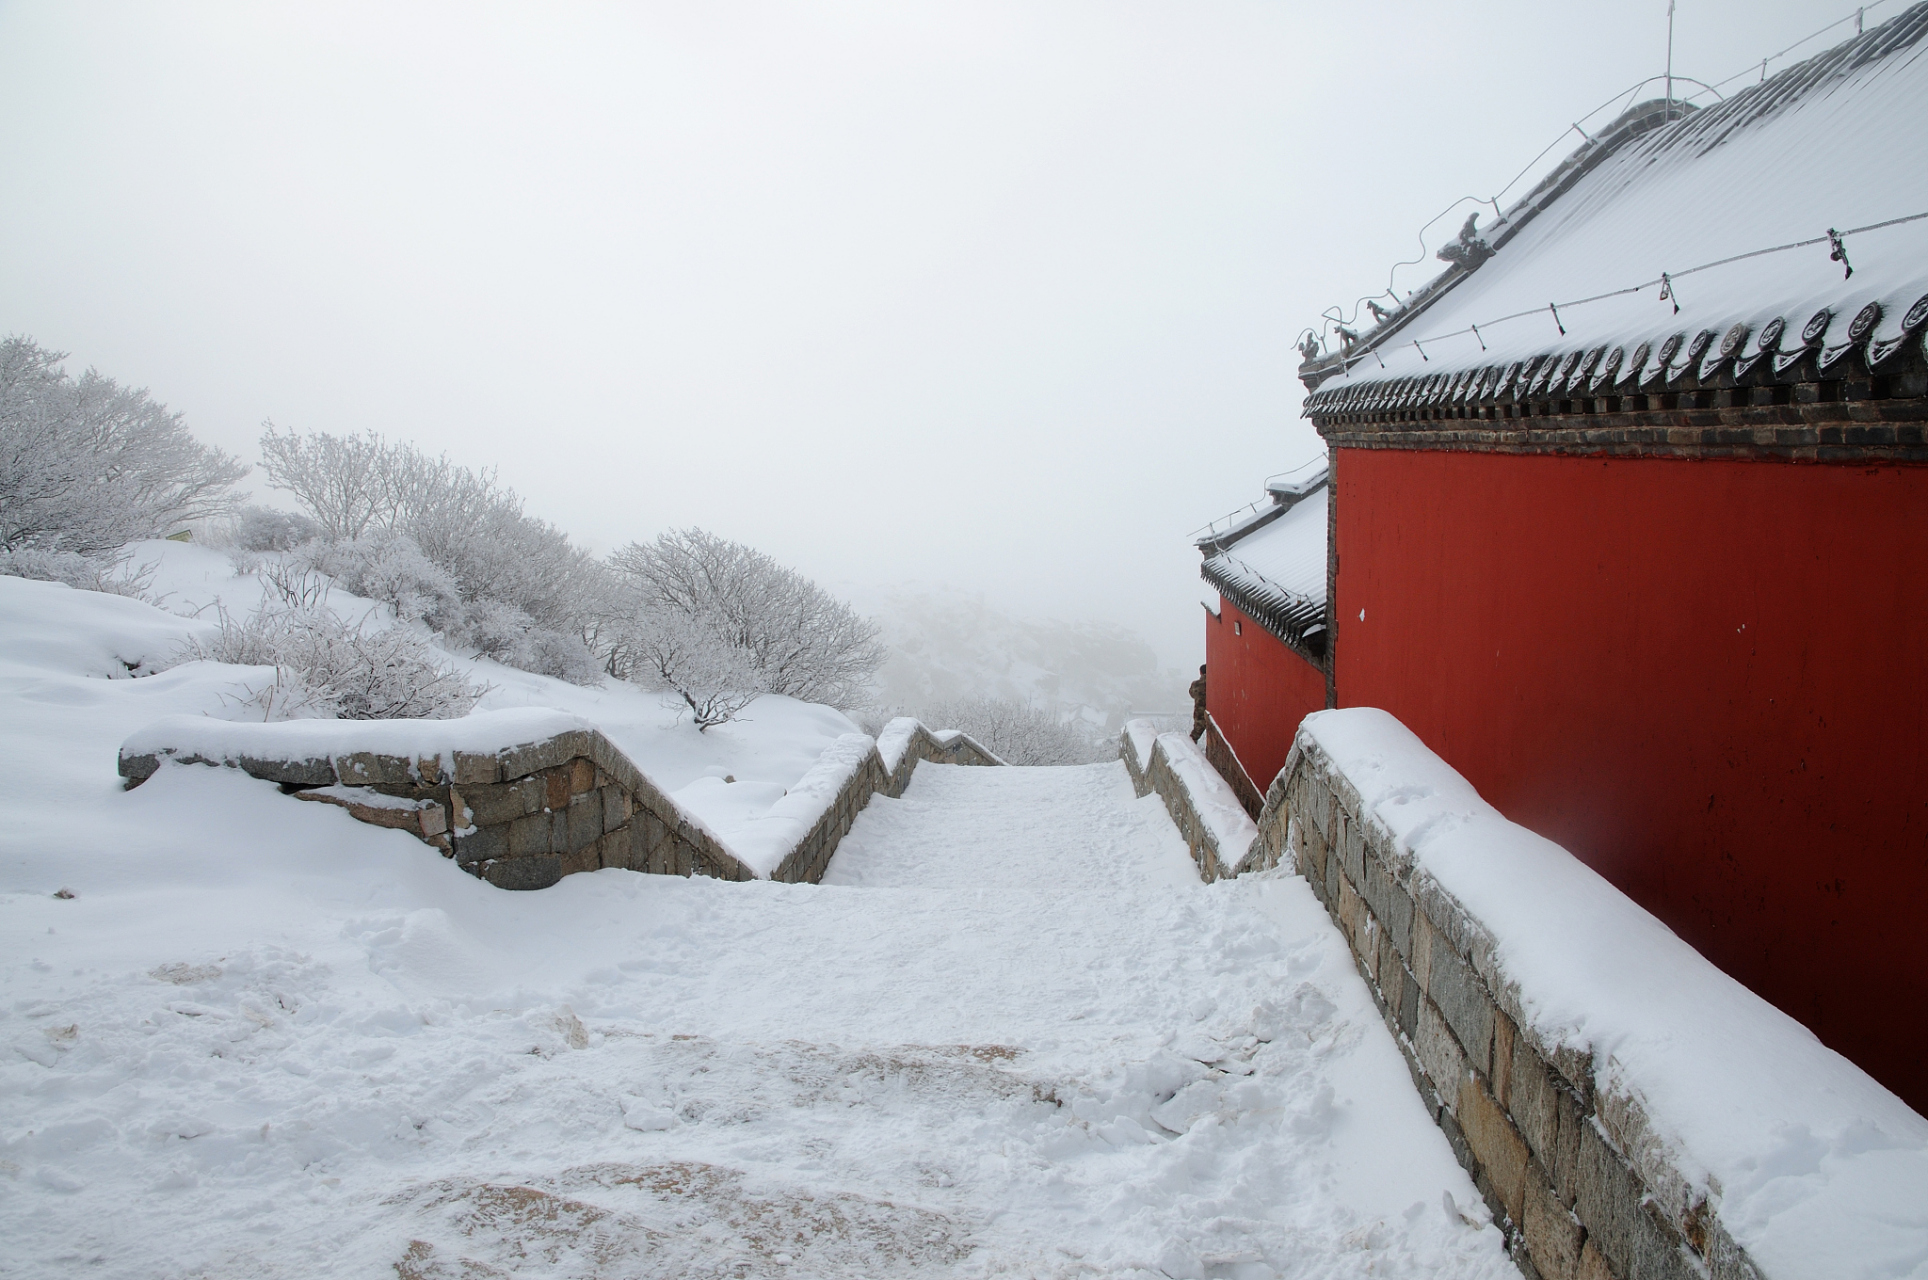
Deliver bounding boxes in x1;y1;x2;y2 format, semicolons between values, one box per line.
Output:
622;605;763;730
227;504;321;553
0;337;246;554
607;528;885;711
256;425;393;541
257;425;605;683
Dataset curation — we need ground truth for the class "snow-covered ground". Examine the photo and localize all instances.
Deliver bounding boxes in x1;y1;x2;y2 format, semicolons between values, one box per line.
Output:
0;565;1517;1277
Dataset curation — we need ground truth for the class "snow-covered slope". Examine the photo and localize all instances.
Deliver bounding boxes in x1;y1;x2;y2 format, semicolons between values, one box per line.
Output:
0;564;1519;1277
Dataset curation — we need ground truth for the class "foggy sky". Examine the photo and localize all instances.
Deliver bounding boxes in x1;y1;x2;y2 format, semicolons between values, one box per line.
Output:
0;0;1836;669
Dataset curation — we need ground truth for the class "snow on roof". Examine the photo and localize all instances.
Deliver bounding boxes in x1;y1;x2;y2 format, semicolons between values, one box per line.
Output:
1191;458;1329;551
1200;486;1327;652
1305;4;1928;405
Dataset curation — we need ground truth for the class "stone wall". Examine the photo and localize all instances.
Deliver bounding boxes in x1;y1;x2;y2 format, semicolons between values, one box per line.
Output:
1124;711;1769;1277
877;719;1003;797
120;715;999;892
1119;720;1256;883
1263;732;1761;1280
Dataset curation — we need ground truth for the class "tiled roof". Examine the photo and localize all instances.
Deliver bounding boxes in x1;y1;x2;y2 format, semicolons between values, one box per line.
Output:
1301;3;1928;422
1199;478;1327;657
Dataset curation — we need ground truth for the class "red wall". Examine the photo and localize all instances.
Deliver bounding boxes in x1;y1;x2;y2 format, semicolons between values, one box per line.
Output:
1333;447;1928;1112
1205;598;1328;793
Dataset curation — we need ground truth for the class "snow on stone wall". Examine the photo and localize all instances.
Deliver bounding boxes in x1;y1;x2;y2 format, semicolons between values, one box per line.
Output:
1257;707;1928;1280
119;712;1000;890
1120;703;1928;1275
1119;719;1258;882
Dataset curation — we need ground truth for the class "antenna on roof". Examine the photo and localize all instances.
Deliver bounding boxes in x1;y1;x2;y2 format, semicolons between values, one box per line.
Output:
1665;1;1677;120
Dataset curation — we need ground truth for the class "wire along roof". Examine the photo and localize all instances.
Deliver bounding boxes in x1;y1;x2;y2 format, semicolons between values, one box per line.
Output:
1304;3;1928;412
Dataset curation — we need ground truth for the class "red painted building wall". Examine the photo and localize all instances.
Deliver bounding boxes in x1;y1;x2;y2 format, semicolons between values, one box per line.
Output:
1205;598;1328;794
1333;447;1928;1111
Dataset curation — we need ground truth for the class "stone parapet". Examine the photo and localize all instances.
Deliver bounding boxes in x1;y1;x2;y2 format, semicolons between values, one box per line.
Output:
1118;706;1896;1277
1265;727;1760;1280
876;718;1003;797
1119;720;1258;882
120;712;998;891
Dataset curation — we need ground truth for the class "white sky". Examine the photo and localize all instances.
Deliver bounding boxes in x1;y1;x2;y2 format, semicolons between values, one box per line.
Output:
0;0;1846;669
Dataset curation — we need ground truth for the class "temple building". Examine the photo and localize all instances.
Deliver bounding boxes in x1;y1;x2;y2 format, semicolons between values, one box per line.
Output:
1197;4;1928;1111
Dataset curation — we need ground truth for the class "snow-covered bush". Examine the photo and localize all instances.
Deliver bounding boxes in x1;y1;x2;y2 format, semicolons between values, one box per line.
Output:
620;604;762;730
185;600;485;721
0;337;246;555
894;696;1106;766
607;528;885;712
0;545;157;598
296;533;463;628
455;598;603;685
228;504;321;552
257;425;605;684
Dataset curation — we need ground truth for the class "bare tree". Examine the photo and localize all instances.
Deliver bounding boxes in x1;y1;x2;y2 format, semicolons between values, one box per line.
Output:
257;425;394;541
608;528;885;711
257;425;605;683
0;337;246;554
623;605;762;730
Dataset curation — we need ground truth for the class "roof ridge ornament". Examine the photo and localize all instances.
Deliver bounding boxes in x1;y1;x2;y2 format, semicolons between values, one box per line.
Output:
1436;214;1496;270
1659;272;1681;314
1827;227;1854;278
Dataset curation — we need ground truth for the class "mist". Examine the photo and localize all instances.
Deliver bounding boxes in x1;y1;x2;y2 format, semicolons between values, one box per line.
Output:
0;0;1833;680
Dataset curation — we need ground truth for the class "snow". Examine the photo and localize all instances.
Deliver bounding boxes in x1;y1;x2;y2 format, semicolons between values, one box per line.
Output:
122;708;595;772
1154;730;1259;861
298;786;438;812
0;563;1523;1277
0;574;216;680
692;733;877;878
1204;487;1327;610
928;728;1004;764
1124;717;1161;772
875;716;923;772
1333;17;1928;389
1300;707;1928;1280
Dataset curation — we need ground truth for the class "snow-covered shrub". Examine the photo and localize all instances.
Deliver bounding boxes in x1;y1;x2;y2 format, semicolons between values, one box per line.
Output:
256;556;332;612
607;528;884;711
899;696;1106;766
1;337;246;555
620;605;762;730
454;598;602;685
186;601;485;721
296;533;463;628
0;545;157;598
257;425;605;683
228;504;320;552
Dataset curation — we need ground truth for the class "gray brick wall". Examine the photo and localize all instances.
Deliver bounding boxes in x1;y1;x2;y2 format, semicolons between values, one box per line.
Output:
120;720;1000;891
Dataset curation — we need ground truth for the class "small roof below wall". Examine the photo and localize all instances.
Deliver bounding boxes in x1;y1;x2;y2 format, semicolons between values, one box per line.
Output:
1199;483;1328;659
1193;458;1329;554
1300;3;1928;431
